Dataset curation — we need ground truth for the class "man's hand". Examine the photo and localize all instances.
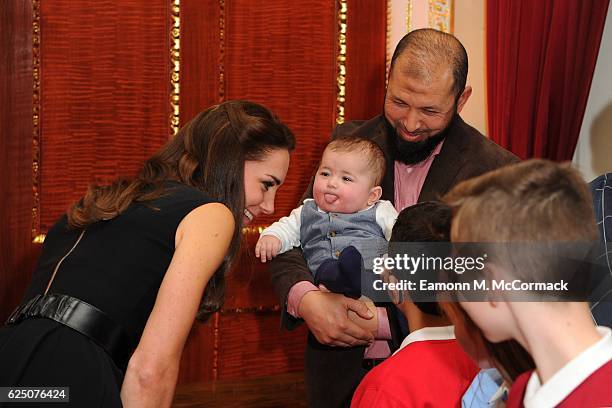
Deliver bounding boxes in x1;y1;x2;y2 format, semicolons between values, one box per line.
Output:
298;290;375;347
255;235;282;262
348;300;378;338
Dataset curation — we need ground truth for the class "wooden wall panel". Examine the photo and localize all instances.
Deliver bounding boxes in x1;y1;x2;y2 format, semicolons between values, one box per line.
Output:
0;1;38;322
224;0;338;226
345;0;388;122
38;0;171;231
224;231;279;310
216;312;307;380
180;0;220;123
178;320;217;384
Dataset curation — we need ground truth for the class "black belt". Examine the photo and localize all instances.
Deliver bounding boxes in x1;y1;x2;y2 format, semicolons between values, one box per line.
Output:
6;293;135;372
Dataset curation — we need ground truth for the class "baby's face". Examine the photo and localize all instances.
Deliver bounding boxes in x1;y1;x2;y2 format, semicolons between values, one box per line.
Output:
313;147;378;213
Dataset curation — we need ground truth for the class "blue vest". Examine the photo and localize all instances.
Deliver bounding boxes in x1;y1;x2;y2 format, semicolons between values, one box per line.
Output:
300;200;389;276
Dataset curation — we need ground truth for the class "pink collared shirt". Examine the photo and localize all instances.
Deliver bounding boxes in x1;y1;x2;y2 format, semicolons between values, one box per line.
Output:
394;140;444;211
286;281;392;356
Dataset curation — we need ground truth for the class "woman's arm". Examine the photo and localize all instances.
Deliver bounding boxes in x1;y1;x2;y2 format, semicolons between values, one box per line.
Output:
120;202;234;407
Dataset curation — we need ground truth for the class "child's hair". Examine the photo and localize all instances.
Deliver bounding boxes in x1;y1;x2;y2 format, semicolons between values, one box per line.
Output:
327;135;386;185
390;201;452;316
445;159;597;243
444;159;599;298
441;302;535;383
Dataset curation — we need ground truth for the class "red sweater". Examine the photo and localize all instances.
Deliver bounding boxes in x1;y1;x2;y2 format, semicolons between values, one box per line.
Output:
352;339;478;407
507;360;612;408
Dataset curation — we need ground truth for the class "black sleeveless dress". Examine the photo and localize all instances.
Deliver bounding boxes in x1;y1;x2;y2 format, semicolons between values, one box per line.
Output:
0;182;214;407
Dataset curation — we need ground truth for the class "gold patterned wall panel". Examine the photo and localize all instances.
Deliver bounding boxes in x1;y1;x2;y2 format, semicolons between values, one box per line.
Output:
388;0;454;67
336;0;347;125
428;0;453;33
170;0;181;136
32;0;42;242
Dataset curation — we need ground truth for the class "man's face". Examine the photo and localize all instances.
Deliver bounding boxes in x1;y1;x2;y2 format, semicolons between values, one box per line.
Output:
384;59;471;164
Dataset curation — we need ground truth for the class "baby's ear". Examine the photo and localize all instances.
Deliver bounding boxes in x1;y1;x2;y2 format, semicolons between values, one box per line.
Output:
368;186;383;205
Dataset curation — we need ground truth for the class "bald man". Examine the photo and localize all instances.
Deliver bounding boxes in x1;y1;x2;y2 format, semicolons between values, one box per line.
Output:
269;29;519;407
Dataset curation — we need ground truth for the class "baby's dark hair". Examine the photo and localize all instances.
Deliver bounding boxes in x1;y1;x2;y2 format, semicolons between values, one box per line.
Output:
327;135;386;185
390;201;452;316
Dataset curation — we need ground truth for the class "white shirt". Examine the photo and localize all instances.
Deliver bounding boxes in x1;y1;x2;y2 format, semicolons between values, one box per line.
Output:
260;199;398;254
523;326;612;408
394;325;455;355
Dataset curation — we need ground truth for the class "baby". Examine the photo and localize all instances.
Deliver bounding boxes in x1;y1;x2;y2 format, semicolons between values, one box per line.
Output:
256;135;397;298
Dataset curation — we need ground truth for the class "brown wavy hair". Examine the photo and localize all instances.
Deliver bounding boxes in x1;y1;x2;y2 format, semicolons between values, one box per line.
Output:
441;302;534;382
67;100;295;320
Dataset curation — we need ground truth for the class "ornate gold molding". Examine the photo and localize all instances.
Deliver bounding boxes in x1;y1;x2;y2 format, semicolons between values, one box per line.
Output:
407;0;413;33
428;0;453;33
221;305;281;315
170;0;180;136
32;0;43;244
242;225;266;235
336;0;347;125
212;311;220;380
219;0;226;102
385;0;392;82
211;0;227;382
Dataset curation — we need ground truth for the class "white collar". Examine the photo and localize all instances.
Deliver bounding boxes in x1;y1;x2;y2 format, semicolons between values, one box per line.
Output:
395;325;455;355
524;326;612;408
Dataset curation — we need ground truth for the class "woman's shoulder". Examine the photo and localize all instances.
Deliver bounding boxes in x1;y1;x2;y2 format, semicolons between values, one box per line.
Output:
135;181;220;225
156;181;216;207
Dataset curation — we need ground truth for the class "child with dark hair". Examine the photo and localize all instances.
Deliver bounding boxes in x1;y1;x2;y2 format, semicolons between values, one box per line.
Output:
351;201;478;407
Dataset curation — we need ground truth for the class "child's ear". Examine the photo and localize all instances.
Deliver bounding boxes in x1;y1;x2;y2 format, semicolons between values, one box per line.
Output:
368;186;383;205
485;262;506;281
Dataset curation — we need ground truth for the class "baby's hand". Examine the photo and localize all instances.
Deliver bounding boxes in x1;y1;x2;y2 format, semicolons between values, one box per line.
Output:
255;235;282;263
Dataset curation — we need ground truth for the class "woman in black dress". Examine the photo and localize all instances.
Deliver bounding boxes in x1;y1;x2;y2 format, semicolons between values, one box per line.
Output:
0;100;295;407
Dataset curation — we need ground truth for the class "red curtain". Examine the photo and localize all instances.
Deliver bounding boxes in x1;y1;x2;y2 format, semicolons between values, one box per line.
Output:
487;0;609;160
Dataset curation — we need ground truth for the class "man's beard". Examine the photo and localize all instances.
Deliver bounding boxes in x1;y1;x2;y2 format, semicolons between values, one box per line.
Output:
387;113;457;165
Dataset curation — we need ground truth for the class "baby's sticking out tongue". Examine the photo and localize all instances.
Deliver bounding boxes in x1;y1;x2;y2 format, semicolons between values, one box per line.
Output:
324;193;339;204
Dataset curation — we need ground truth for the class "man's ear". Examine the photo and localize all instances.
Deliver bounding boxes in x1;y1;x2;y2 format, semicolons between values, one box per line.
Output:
456;85;472;114
368;186;383;205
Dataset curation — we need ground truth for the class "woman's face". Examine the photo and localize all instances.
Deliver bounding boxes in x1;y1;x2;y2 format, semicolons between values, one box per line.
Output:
243;148;290;225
